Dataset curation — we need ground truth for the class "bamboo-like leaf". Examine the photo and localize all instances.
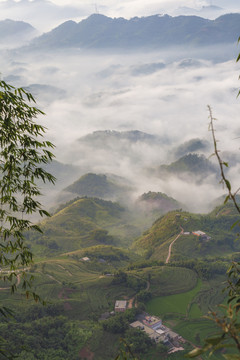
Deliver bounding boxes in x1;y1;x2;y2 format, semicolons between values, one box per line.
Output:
223;355;240;360
224;195;230;204
185;347;204;357
225;180;231;191
231;220;240;230
205;336;223;346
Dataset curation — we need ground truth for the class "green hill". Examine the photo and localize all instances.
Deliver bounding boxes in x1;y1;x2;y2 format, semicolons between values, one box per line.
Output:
172;138;210;159
27;197;131;256
133;208;240;260
159;153;217;176
137;191;183;213
63;173;130;200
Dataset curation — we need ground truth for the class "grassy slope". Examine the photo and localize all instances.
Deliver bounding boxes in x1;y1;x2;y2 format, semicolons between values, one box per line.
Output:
133;208;240;260
2;199;239;358
0;256;135;319
27;197;140;256
0;253;228;359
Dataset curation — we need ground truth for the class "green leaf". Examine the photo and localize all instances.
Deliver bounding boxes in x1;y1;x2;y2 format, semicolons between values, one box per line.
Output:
225;180;231;191
223;355;240;360
205;336;223;346
185;347;204;358
224;195;230;204
231;220;240;230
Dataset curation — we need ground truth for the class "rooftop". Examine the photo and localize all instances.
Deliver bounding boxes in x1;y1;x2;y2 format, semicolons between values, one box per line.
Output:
115;300;127;309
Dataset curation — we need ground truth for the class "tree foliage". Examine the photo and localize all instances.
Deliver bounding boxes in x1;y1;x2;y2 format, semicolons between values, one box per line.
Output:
186;89;240;359
0;79;55;300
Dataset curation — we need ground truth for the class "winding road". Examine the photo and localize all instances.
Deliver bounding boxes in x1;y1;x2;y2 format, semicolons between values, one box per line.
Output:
165;227;184;264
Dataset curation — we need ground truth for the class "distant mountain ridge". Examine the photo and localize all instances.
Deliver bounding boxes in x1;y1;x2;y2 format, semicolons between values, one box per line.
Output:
27;13;240;50
79;130;161;145
0;19;37;46
151;153;218;184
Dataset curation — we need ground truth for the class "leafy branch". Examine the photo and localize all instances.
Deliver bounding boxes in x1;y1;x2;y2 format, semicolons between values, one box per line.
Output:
186;108;240;360
0;79;55;302
208;105;240;214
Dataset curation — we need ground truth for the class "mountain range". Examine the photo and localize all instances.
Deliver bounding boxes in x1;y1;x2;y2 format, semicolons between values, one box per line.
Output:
22;13;240;50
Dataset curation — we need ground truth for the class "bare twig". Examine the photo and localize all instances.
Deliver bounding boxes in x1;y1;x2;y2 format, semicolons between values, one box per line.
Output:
208;105;240;214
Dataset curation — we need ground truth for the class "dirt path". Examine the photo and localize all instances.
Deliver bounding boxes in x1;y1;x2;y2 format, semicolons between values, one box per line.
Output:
165;228;183;264
128;279;150;309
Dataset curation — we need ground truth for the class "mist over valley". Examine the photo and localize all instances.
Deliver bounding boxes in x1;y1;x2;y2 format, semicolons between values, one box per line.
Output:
1;3;240;359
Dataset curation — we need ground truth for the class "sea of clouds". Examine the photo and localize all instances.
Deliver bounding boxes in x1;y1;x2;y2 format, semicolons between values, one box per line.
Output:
0;0;240;213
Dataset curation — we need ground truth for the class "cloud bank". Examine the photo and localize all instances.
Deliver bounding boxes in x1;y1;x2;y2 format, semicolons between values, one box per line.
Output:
1;43;239;213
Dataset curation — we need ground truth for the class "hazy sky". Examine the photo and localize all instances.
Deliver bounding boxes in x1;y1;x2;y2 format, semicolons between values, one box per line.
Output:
30;0;239;12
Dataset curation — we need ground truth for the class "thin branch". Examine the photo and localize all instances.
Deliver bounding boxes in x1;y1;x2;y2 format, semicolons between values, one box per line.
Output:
208;105;240;214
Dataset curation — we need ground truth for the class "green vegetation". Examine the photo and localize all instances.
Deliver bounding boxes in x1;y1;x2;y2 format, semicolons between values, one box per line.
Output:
64;173;128;199
27;197;128;255
133;209;240;260
103;308;138;334
123;327;153;354
138;191;182;213
0;95;239;359
146;280;202;316
159;153;217;178
0;79;55;288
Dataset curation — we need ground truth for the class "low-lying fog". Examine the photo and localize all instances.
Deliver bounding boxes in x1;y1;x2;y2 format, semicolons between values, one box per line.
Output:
1;44;240;213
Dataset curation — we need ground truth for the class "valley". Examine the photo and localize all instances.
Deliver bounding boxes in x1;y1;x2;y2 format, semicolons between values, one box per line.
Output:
0;173;238;359
0;3;240;359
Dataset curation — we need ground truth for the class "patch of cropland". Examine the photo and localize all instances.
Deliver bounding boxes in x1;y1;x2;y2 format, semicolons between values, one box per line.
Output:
2;193;239;359
0;253;227;359
0;256;139;359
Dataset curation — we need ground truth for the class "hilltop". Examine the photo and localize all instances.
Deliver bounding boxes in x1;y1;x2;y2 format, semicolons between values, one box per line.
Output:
172;138;210;159
137;191;183;213
151;153;218;183
24;13;240;50
28;197;128;255
0;19;37;47
63;173;130;201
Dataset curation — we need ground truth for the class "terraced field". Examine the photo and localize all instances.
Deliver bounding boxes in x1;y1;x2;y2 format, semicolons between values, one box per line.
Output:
145;274;226;359
0;257;135;319
130;265;198;296
146;279;202;317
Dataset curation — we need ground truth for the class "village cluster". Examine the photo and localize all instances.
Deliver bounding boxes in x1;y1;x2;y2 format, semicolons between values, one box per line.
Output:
115;300;185;354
